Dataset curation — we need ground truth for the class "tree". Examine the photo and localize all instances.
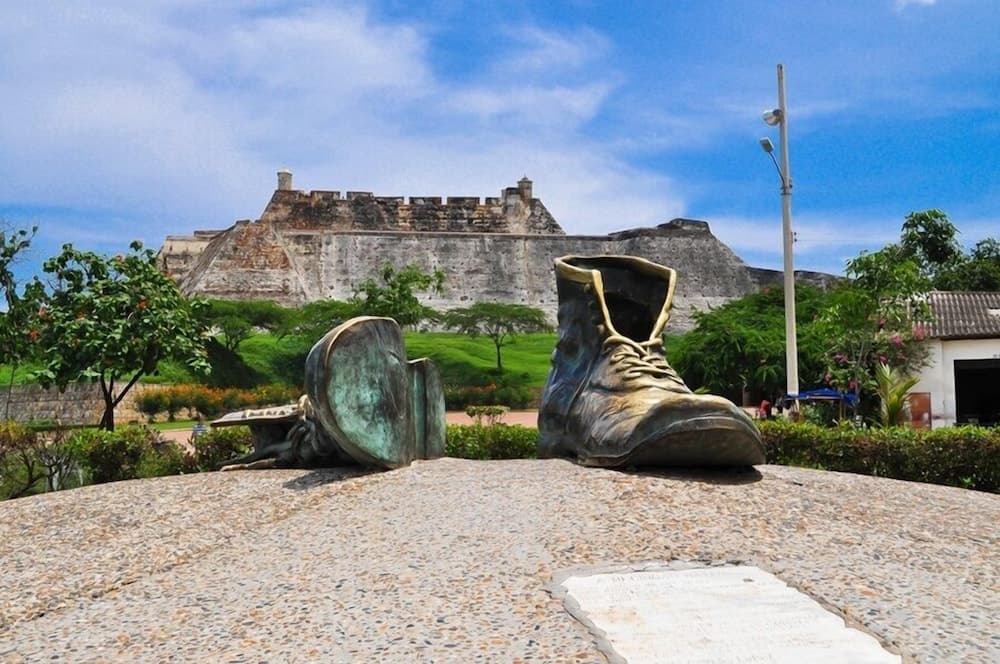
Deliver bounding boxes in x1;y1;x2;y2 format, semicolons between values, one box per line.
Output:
667;284;829;402
819;244;931;410
32;241;210;431
350;263;446;328
1;224;42;419
937;237;1000;291
443;303;552;372
277;298;358;340
897;209;1000;291
899;209;963;282
201;299;292;351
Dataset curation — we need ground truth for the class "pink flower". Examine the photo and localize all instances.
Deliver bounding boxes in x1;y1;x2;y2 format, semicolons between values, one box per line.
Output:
912;325;926;341
890;333;903;346
849;378;858;391
834;353;847;364
878;354;887;364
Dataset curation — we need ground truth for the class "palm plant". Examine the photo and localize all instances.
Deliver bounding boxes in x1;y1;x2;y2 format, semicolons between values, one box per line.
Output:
874;362;920;427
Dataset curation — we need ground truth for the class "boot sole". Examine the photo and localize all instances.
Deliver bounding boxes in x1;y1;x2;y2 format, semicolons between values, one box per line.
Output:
579;414;765;468
305;316;445;469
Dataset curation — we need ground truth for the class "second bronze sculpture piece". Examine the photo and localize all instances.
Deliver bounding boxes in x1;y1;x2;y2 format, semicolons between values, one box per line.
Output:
538;255;764;467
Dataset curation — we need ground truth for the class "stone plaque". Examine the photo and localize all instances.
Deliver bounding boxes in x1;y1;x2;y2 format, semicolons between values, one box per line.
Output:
555;565;900;663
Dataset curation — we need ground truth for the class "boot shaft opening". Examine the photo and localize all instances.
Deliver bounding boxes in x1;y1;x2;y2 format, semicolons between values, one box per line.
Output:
558;256;675;341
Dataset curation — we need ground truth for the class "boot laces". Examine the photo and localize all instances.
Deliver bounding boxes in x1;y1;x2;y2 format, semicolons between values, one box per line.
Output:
602;334;685;386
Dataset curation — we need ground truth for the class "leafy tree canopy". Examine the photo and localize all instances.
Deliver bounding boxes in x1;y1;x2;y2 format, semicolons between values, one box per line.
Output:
202;299;291;351
818;244;931;406
349;263;445;328
666;284;829;401
278;298;359;342
442;302;552;372
898;209;1000;291
0;225;39;368
900;209;963;277
31;241;210;430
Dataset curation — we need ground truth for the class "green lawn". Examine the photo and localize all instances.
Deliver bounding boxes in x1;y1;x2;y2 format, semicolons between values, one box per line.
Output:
403;331;556;386
150;419;197;431
0;363;42;386
3;330;558;390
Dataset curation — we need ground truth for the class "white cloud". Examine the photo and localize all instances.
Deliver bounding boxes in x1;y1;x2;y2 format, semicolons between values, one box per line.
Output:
449;83;613;126
0;3;684;255
709;213;902;274
495;25;611;75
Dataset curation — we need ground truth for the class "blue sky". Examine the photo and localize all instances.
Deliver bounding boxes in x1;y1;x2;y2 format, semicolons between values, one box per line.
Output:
1;0;997;284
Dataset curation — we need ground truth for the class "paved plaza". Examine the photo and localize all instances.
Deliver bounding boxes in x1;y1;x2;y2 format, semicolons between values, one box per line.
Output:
1;459;997;662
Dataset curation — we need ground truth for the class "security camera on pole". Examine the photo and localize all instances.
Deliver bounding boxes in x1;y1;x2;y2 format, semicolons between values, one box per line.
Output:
759;64;799;405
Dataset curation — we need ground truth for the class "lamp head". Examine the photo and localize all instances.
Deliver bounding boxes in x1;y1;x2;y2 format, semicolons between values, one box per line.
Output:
759;137;775;153
762;108;783;126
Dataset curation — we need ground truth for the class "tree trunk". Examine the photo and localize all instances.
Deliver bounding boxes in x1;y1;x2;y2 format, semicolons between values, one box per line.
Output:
3;365;14;421
495;342;503;373
99;376;115;431
100;396;115;431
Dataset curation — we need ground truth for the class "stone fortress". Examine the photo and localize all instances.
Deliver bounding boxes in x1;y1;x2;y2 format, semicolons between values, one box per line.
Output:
158;171;836;331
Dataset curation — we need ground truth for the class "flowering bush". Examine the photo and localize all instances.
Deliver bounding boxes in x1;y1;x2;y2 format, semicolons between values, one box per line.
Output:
136;384;301;421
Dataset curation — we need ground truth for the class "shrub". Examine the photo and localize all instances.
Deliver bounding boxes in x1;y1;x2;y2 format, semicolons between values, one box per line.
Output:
136;391;168;422
0;420;45;499
134;383;300;421
253;384;301;407
67;426;156;484
444;383;538;410
137;439;196;478
190;387;224;418
445;424;537;460
465;405;509;426
759;419;1000;492
191;426;253;471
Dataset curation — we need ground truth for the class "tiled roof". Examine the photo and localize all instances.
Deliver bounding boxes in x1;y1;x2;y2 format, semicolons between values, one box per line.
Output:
927;291;1000;339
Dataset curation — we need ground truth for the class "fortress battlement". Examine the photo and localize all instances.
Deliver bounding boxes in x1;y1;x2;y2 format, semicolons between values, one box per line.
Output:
255;172;562;236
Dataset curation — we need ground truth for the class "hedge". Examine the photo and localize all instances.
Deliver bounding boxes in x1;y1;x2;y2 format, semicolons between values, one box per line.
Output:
444;423;538;460
759;419;1000;492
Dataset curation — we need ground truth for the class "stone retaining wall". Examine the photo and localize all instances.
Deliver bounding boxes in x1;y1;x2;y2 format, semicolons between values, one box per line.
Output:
1;383;167;426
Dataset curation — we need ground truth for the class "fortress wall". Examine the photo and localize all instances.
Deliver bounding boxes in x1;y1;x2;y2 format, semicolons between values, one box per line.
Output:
266;227;758;332
188;222;305;303
158;233;221;284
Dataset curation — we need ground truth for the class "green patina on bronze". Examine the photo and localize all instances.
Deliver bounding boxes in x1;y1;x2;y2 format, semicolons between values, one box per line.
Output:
306;316;444;469
214;316;445;470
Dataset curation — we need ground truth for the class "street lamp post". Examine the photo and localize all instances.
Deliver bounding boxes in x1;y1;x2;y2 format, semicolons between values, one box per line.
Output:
760;63;799;401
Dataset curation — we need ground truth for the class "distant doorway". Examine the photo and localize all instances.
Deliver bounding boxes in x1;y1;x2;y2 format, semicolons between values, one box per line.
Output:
908;392;931;429
954;358;1000;426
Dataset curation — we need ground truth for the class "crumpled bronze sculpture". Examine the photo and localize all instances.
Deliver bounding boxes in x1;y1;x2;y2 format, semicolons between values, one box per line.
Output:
537;255;764;467
214;316;445;470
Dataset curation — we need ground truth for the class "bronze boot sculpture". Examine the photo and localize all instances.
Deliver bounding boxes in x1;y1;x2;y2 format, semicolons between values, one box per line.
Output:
538;255;764;467
305;316;446;469
214;316;445;470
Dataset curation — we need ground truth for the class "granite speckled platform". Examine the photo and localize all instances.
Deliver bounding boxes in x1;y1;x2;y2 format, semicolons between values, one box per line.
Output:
1;459;997;662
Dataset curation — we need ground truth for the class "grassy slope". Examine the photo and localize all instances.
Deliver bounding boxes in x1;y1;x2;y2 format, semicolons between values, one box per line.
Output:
3;331;559;389
403;331;556;386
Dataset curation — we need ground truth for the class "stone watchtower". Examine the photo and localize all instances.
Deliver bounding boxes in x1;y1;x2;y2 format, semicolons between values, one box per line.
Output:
277;169;293;191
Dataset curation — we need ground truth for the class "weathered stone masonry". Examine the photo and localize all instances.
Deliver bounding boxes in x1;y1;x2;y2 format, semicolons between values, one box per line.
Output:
160;173;833;332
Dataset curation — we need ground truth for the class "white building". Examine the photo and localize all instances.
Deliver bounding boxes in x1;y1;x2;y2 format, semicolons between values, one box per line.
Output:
912;291;1000;428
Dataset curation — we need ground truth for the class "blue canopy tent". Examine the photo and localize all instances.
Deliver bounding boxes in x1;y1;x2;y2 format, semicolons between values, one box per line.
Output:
782;389;858;421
